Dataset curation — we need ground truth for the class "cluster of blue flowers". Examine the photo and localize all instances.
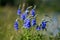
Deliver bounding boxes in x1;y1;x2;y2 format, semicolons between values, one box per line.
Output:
14;6;48;31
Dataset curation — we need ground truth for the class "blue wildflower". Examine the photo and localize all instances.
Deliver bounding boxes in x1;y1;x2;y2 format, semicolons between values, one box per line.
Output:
31;18;36;26
14;21;19;30
21;13;26;20
20;9;29;20
36;25;41;31
17;9;21;15
41;21;47;30
24;9;29;17
31;9;35;17
23;18;31;29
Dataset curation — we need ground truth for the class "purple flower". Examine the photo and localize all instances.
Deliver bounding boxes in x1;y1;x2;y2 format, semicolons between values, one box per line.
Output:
41;21;47;30
14;21;19;30
30;9;35;17
23;18;31;29
21;13;26;20
17;9;21;15
20;9;29;20
31;18;36;26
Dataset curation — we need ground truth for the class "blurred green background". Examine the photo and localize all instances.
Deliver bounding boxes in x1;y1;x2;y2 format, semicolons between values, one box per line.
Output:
0;0;60;40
